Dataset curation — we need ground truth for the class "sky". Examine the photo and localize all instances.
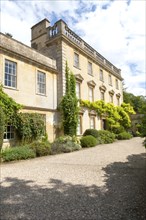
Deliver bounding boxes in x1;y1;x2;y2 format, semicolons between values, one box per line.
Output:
0;0;145;96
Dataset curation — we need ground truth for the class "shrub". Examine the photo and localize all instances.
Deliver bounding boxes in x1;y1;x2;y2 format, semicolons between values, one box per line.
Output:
16;113;46;143
29;141;51;157
117;132;132;140
51;136;81;154
95;130;115;144
83;129;98;138
80;135;97;148
1;146;36;162
111;125;125;134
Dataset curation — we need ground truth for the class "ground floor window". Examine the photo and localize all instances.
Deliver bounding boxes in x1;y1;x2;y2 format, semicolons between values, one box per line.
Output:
77;115;82;135
4;125;15;140
90;116;95;129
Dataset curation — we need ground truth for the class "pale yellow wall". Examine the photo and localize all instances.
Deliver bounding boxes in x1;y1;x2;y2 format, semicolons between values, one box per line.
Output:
66;44;123;105
0;54;57;110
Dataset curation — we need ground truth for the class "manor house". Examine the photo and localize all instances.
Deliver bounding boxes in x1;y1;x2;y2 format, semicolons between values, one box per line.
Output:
0;18;123;147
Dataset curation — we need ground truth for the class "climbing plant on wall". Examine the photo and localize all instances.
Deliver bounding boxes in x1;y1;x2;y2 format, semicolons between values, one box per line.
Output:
60;62;79;136
80;99;135;131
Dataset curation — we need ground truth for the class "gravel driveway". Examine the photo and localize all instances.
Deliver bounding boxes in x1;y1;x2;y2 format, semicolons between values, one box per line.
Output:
0;137;146;220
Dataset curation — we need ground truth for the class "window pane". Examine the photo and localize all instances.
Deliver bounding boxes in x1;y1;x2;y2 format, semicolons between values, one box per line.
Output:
37;71;46;95
88;62;92;75
74;53;79;68
5;60;17;88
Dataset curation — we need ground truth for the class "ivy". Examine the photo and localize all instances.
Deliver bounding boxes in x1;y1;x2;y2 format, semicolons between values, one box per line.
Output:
0;85;21;125
60;62;79;136
0;107;5;150
16;113;46;143
81;99;135;131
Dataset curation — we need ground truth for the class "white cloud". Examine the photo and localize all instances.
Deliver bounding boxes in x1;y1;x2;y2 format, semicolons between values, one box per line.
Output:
0;0;145;96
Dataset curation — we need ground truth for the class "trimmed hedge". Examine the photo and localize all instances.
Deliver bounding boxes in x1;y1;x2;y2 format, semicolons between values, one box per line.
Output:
83;129;98;138
1;146;36;162
51;136;81;154
116;132;132;140
29;141;51;157
80;135;97;148
96;130;115;144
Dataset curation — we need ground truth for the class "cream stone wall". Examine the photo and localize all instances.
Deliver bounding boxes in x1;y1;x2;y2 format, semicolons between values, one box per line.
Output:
0;54;57;110
66;44;123;104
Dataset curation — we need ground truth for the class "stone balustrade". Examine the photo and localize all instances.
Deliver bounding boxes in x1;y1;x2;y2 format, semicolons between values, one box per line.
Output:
47;20;121;76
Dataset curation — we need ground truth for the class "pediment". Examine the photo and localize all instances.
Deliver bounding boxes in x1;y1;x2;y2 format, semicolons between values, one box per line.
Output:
99;85;107;91
87;80;96;87
75;74;84;82
109;90;115;95
116;93;121;97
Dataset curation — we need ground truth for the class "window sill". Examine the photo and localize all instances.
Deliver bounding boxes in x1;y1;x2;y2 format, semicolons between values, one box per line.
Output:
36;93;47;97
73;65;81;70
3;86;18;91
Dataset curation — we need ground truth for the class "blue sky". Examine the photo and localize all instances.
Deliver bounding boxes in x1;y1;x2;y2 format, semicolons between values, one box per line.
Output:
0;0;145;96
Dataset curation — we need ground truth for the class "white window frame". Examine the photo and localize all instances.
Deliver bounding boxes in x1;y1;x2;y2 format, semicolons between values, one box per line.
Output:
115;79;119;89
88;61;93;75
109;74;112;86
74;52;79;68
76;82;81;99
4;124;15;141
77;115;82;135
100;69;104;82
90;116;95;129
109;94;113;103
37;71;46;95
100;91;105;101
4;59;17;88
89;86;94;102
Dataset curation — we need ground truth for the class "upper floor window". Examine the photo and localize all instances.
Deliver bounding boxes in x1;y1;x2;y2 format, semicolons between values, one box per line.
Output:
89;87;94;102
117;96;120;106
115;79;119;89
76;82;81;99
37;71;46;95
108;74;112;86
88;62;93;75
109;94;113;103
5;59;17;88
90;116;95;129
100;91;105;101
100;69;104;81
74;53;79;68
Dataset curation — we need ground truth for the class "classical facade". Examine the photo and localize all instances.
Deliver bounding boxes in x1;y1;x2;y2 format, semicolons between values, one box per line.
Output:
31;19;123;135
0;32;58;147
0;18;123;146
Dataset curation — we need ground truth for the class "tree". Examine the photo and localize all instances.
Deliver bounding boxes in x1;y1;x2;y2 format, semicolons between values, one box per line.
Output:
60;62;79;136
123;90;146;114
0;107;5;150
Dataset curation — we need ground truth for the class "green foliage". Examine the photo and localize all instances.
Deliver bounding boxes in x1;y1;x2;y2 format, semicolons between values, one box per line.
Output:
116;132;132;140
80;135;97;148
29;141;51;157
123;91;146;114
0;107;5;150
81;99;134;131
111;125;125;134
51;136;81;154
60;62;79;136
16;113;46;143
96;130;115;144
0;85;21;125
1;146;36;162
83;129;99;138
141;115;146;137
